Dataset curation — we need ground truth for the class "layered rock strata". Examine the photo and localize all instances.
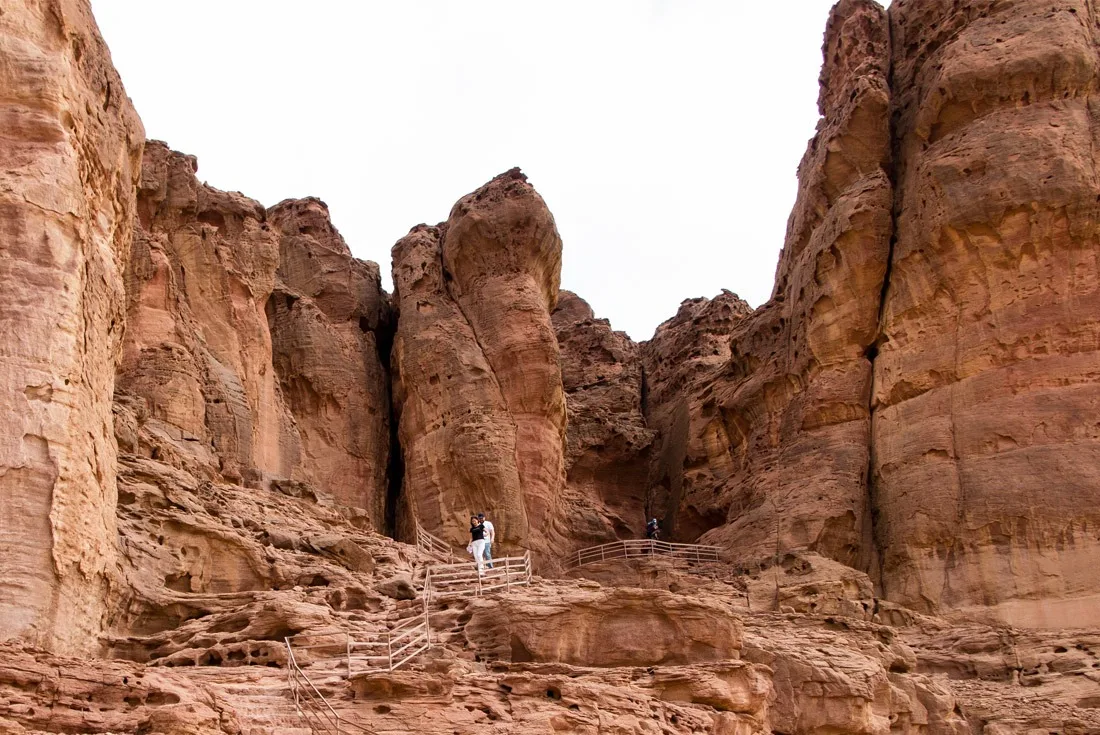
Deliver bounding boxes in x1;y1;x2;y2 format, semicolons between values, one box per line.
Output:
267;197;392;520
642;0;892;567
871;0;1100;627
390;169;566;554
117;142;391;526
640;0;1100;629
552;290;655;542
0;0;143;654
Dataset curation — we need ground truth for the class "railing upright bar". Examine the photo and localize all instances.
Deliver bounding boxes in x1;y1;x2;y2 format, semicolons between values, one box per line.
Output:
424;594;431;646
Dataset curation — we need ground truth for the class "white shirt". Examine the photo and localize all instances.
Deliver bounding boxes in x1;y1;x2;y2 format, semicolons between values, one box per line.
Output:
482;520;495;544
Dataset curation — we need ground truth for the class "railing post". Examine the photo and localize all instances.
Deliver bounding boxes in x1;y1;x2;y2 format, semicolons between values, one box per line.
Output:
424;594;431;646
505;555;511;589
387;630;394;672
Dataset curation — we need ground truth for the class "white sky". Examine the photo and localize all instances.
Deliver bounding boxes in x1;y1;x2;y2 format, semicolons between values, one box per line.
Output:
91;1;857;341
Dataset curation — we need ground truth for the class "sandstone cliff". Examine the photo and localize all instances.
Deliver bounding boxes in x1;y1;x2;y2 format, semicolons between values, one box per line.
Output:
643;0;891;573
116;142;392;528
871;0;1100;628
0;0;143;655
640;0;1100;631
552;290;655;542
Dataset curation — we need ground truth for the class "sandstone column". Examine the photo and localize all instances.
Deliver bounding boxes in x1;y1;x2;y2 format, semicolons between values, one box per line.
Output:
0;0;143;653
391;170;566;553
441;169;567;546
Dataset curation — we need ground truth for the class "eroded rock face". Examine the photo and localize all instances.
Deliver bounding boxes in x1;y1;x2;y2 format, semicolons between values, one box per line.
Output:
267;197;392;523
641;291;754;540
672;0;891;570
871;0;1100;627
390;169;566;554
464;584;743;667
119;141;286;484
117;143;391;526
552;290;655;542
638;0;1100;630
0;0;143;654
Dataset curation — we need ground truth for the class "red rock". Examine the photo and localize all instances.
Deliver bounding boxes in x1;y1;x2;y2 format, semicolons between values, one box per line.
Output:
871;0;1100;627
552;290;655;542
118;143;392;526
0;0;143;654
267;197;392;523
391;170;566;556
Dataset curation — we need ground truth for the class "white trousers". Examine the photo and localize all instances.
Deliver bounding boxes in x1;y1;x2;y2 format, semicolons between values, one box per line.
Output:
471;538;488;573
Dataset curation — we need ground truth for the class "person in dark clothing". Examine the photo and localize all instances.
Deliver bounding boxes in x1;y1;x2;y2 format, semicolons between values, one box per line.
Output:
469;515;488;576
645;518;661;540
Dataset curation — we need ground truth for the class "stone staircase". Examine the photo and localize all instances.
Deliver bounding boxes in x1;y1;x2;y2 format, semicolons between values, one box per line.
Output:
282;522;535;735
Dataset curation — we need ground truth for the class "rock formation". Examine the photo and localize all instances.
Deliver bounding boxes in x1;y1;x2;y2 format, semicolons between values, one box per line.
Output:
390;169;567;555
552;290;655;542
641;291;754;540
3;0;1100;732
117;142;391;527
267;197;392;522
642;0;892;575
871;0;1100;627
0;0;143;655
639;0;1100;631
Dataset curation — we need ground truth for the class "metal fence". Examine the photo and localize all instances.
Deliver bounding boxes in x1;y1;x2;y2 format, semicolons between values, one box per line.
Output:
563;539;721;570
424;551;532;602
285;640;376;735
415;521;458;564
285;597;431;677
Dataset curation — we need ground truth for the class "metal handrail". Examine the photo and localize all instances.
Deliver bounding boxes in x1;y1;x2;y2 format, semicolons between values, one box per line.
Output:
286;638;377;735
563;539;721;570
424;551;532;602
415;521;457;563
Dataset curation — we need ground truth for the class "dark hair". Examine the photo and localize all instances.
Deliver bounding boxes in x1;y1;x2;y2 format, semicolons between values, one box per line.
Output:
477;513;485;519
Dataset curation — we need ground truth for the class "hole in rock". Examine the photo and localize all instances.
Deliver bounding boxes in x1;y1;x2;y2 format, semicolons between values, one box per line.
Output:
374;705;392;714
546;687;561;700
199;651;223;666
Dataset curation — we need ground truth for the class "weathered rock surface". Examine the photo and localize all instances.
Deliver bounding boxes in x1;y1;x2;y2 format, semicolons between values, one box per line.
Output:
391;169;567;555
267;197;392;521
641;291;753;540
5;0;1100;732
464;583;743;666
870;0;1100;627
118;142;391;525
639;0;1100;631
0;0;143;654
552;290;655;542
641;0;892;574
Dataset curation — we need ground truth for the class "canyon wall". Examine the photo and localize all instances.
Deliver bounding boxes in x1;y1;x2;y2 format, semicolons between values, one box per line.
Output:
871;0;1100;626
0;0;143;654
643;0;891;573
117;142;391;527
641;0;1100;628
552;291;655;542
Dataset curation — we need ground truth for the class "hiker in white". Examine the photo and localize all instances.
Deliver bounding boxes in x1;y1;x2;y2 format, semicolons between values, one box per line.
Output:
468;515;488;576
477;512;495;569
